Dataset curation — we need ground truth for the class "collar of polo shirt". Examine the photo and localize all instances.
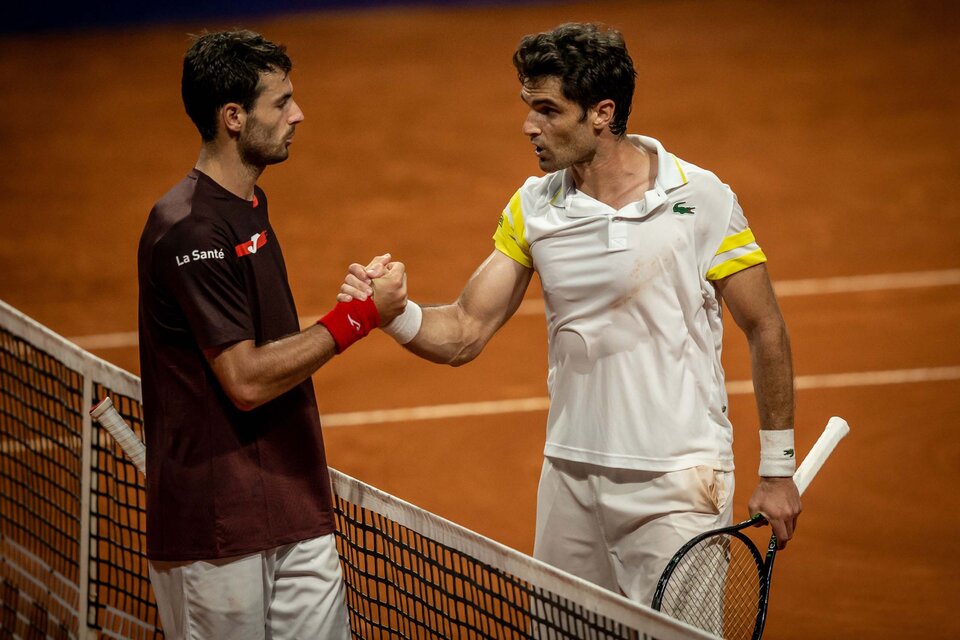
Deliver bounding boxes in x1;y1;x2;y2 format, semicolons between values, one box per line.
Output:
549;135;689;214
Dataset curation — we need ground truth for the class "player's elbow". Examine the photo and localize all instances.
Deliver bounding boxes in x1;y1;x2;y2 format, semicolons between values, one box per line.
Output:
750;317;790;350
448;327;488;366
448;337;491;367
222;381;266;412
448;314;494;366
449;351;478;367
206;341;269;411
407;343;479;367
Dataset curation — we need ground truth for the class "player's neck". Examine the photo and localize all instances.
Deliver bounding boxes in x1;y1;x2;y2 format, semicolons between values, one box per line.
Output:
571;138;656;211
195;143;264;202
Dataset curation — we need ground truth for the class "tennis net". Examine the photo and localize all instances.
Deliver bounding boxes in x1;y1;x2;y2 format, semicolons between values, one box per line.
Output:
0;299;710;640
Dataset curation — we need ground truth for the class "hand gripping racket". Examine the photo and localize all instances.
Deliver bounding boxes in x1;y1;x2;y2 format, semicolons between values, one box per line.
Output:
90;397;147;475
650;416;850;639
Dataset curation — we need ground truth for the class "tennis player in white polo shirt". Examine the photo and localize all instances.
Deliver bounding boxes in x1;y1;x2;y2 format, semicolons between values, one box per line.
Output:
341;22;802;607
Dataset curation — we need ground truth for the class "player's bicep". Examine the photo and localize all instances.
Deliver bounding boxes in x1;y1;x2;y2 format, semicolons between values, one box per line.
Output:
457;250;533;337
714;263;782;335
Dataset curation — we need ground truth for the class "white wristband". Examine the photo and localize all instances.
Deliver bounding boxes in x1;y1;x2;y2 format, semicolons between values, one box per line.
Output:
759;429;796;477
381;301;422;344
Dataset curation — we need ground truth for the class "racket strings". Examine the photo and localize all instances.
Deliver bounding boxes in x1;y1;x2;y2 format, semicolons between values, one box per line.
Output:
658;534;763;639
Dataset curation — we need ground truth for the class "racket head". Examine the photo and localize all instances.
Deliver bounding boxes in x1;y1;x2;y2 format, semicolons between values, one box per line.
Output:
652;519;771;640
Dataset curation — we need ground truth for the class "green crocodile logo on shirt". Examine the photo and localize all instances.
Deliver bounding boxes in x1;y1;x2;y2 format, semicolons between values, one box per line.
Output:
673;201;696;215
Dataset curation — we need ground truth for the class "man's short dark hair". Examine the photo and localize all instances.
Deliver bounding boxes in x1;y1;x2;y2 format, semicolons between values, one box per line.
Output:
513;23;636;137
182;30;293;142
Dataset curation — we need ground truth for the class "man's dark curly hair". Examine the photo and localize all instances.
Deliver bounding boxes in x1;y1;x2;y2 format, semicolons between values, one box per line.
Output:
513;23;636;137
182;30;293;142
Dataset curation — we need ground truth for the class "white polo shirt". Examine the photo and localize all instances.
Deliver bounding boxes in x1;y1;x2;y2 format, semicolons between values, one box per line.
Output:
493;135;766;472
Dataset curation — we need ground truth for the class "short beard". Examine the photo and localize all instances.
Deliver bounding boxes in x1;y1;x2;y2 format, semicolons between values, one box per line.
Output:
238;118;289;167
238;137;288;168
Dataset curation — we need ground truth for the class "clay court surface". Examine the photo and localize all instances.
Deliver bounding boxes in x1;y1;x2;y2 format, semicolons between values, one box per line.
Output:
1;0;958;637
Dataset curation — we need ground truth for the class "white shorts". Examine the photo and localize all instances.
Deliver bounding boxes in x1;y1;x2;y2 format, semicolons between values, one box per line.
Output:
148;533;351;640
533;457;734;607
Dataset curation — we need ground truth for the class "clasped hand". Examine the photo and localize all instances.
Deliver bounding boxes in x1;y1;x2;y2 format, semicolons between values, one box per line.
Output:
340;253;405;324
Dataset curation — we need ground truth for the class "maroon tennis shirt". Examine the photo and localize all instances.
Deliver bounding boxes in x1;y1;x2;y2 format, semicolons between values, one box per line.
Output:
138;169;335;561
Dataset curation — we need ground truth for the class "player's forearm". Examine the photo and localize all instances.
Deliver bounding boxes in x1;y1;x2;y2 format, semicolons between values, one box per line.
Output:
403;303;489;366
747;318;795;431
359;250;530;365
211;324;336;411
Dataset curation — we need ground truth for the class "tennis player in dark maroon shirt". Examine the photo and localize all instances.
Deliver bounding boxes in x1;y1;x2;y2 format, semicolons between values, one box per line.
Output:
138;30;407;639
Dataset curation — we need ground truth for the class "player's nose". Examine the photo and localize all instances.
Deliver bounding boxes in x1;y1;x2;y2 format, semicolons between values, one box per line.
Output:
522;113;540;137
289;99;305;124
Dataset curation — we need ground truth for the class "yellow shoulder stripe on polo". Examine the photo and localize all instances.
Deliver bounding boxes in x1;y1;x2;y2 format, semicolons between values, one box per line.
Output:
493;190;533;268
714;228;757;256
706;248;767;281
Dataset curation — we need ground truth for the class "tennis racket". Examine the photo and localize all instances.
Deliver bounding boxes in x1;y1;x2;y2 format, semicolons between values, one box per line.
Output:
90;397;146;475
651;416;850;639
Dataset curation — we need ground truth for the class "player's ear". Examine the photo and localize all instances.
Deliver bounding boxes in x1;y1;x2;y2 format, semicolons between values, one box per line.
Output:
591;99;616;132
220;102;244;136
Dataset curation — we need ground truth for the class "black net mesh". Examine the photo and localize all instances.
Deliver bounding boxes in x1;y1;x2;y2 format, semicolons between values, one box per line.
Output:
334;495;645;640
2;303;701;640
0;325;84;638
88;386;161;639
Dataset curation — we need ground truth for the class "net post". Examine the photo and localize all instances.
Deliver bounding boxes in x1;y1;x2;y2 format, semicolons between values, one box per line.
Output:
77;374;95;639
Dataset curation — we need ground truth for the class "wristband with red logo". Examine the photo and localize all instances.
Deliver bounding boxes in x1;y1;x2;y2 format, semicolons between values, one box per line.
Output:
317;297;381;353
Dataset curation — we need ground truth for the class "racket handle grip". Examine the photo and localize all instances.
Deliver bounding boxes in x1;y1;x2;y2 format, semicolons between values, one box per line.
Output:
793;416;849;496
90;397;147;475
